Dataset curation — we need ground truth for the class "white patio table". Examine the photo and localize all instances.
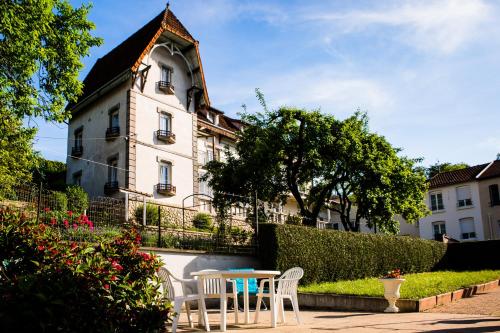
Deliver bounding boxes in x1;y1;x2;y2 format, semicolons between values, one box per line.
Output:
191;270;281;332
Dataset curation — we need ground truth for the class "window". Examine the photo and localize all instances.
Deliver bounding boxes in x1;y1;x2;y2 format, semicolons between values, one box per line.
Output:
72;171;82;186
432;221;446;241
159;113;171;132
459;218;476;240
490;184;500;206
71;127;84;157
456;185;473;207
108;157;118;184
199;173;213;196
159;162;171;185
161;65;172;85
106;106;120;138
429;192;444;211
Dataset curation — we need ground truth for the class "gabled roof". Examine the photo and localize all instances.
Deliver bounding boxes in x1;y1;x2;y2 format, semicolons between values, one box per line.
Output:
477;160;500;180
429;163;489;189
69;7;209;111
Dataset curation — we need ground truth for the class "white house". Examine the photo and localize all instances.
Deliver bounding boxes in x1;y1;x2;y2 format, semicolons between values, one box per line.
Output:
419;161;500;241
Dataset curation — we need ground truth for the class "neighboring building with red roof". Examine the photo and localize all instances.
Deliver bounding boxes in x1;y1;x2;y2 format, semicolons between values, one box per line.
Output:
65;5;240;210
419;160;500;241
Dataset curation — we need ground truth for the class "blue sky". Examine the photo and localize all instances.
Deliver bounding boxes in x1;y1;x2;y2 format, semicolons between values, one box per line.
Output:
35;0;500;166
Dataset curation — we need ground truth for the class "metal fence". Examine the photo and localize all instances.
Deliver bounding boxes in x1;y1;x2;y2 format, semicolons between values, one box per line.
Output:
128;193;258;254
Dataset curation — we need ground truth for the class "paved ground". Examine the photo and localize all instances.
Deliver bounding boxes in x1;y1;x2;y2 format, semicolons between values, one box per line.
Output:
175;310;500;332
427;288;500;316
174;288;500;332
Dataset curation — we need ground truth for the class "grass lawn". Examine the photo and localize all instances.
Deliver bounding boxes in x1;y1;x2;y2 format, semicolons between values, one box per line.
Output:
299;270;500;300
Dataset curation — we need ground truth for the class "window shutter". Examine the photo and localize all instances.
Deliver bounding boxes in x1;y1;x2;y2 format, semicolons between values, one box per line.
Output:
456;186;471;201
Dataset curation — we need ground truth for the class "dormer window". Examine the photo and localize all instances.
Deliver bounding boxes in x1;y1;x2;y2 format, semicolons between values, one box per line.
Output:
158;65;174;94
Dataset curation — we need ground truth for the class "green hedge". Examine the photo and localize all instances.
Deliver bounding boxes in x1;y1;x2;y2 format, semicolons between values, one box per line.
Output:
437;240;500;271
258;224;447;285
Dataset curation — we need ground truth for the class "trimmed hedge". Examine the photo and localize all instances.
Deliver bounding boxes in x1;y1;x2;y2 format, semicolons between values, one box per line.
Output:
438;240;500;271
258;224;447;285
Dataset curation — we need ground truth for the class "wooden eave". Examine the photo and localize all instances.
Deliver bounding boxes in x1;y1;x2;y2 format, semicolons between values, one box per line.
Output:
197;119;237;140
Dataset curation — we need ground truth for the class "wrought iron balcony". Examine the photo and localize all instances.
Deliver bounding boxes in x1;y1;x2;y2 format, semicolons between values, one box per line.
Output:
71;146;83;157
104;181;119;195
156;183;176;196
156;130;176;144
105;126;120;139
157;81;175;94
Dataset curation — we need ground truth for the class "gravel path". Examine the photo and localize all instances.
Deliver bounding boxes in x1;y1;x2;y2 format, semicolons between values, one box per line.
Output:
426;287;500;316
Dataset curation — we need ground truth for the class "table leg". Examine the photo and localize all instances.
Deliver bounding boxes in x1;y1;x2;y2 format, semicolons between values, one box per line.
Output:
220;277;227;332
243;278;249;324
270;276;276;328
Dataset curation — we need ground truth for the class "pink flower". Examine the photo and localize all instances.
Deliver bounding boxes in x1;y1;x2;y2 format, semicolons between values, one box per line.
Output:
72;223;78;230
110;275;117;281
64;220;69;228
44;207;50;212
88;221;94;231
37;245;45;251
104;284;110;290
67;210;73;217
50;217;57;226
111;260;123;272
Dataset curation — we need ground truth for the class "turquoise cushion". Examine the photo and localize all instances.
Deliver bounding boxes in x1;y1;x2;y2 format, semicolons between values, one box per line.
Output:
229;268;259;295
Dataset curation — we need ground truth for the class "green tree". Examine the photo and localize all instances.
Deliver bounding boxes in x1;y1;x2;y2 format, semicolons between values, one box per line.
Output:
0;0;102;122
426;162;469;179
31;158;67;191
0;1;101;190
0;111;37;192
205;94;428;232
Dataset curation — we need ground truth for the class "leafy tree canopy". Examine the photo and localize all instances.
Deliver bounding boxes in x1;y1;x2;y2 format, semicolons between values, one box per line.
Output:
31;157;67;191
426;162;469;179
205;92;428;233
0;0;102;122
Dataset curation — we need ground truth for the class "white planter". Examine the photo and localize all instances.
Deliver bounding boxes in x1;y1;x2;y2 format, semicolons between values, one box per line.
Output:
379;278;405;313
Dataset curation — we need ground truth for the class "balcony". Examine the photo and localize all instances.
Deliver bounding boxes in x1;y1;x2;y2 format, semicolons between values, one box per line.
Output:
105;126;120;139
157;183;176;196
156;130;176;144
157;81;175;94
71;146;83;157
104;181;119;195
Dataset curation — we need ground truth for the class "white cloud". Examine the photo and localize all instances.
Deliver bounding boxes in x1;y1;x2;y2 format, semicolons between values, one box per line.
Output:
210;66;394;117
304;0;494;54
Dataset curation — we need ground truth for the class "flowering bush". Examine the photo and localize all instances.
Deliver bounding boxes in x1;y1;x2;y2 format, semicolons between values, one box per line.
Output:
382;269;402;279
0;208;171;332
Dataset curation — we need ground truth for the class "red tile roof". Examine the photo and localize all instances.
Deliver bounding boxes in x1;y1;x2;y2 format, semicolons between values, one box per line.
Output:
429;163;489;189
477;160;500;180
68;9;204;111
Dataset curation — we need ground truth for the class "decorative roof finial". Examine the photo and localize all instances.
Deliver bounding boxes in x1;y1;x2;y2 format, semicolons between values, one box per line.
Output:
166;1;170;11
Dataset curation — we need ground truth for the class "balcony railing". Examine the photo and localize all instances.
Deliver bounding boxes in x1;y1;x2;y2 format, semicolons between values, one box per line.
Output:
104;181;119;195
106;126;120;139
71;146;83;157
157;183;176;196
156;130;176;144
157;81;175;94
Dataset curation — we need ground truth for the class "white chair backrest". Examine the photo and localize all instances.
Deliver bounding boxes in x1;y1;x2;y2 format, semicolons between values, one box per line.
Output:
158;267;176;300
198;269;222;295
277;267;304;296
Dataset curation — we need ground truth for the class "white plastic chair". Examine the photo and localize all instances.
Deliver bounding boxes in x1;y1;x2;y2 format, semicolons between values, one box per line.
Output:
197;269;239;324
158;267;210;333
254;267;304;325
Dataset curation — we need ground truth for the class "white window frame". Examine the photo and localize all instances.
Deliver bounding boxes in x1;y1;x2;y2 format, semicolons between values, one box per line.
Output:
432;221;446;240
159;112;172;132
459;218;476;240
456;185;473;208
429;191;444;212
160;65;173;85
158;161;172;185
108;157;118;183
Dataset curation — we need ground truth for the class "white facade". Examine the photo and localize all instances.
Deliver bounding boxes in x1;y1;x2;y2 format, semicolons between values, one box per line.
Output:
419;181;484;241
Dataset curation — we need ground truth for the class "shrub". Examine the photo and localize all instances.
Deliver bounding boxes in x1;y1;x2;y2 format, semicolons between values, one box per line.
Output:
66;185;89;214
52;190;68;211
192;212;213;230
0;208;170;332
258;224;447;285
285;214;302;225
437;240;500;271
134;204;159;225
